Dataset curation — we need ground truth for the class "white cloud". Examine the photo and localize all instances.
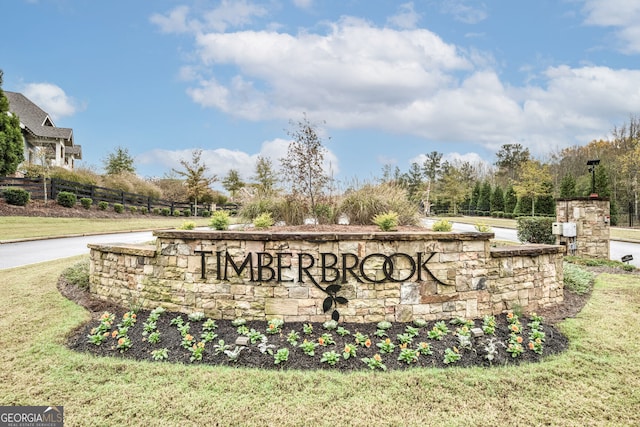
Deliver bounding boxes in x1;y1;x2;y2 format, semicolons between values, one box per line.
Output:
21;83;80;121
150;1;267;34
387;2;420;30
581;0;640;53
137;138;339;181
292;0;313;10
157;4;640;163
439;0;488;25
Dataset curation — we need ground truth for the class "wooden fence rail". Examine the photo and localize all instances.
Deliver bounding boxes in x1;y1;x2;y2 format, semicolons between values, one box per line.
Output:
0;177;210;215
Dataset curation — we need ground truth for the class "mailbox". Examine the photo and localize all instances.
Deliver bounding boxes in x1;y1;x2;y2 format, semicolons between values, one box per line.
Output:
552;222;563;235
562;222;577;237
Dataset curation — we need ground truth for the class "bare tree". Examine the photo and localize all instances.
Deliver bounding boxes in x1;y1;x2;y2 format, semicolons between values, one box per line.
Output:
280;115;330;221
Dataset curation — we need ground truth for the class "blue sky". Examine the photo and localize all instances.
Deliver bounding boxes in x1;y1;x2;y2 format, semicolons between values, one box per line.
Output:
3;0;640;189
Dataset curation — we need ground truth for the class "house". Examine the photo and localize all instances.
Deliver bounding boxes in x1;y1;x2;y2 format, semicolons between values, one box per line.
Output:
4;91;82;170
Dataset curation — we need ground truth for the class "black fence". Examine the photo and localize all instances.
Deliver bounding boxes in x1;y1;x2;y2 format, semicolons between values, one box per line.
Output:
0;177;233;216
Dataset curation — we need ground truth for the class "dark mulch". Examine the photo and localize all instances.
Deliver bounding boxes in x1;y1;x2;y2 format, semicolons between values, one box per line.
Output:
60;278;586;372
0;199;142;219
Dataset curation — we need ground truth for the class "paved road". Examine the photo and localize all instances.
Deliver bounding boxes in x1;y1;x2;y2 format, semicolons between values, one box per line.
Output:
0;231;154;270
1;225;638;270
424;220;640;268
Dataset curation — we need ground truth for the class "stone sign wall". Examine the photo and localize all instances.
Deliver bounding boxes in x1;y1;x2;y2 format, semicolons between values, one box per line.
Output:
88;230;564;323
556;198;610;259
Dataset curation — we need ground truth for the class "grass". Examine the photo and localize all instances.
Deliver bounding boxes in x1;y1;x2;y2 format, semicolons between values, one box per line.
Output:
0;216;212;241
2;258;640;426
448;216;640;242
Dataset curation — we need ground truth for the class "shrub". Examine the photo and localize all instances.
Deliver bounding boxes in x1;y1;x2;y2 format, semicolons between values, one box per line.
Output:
563;262;594;295
182;208;192;217
62;259;90;290
172;209;182;217
161;208;171;216
152;207;160;215
431;219;453;231
516;216;555;244
474;222;492;232
140;207;148;215
372;211;399;231
129;206;138;214
313;202;336;225
98;201;109;210
201;210;211;217
113;203;124;213
80;197;93;209
179;220;196;230
210;211;230;230
253;212;274;229
56;191;77;208
3;187;30;206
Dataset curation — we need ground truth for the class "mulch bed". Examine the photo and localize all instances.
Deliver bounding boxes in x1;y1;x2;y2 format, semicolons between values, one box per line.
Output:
61;277;585;372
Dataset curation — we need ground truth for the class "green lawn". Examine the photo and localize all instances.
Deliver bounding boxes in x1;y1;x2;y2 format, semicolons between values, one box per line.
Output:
1;257;639;426
0;216;211;241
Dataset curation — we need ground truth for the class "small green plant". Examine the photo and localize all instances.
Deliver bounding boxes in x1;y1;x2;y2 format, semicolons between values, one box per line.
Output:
177;322;191;337
274;348;289;365
152;207;160;215
417;342;433;355
213;339;231;355
322;319;338;330
201;210;211;217
200;331;217;343
428;321;449;340
56;191;77;208
181;333;195;349
506;342;524;358
342;343;357;360
361;354;387;371
302;323;313;335
320;350;341;366
179;221;196;230
372;211;399;231
404;325;420;338
482;315;497;335
563;262;595;295
116;336;132;353
236;325;250;335
299;340;318;356
231;318;247;327
431;219;453;232
147;331;161;344
113;203;124;213
377;320;392;330
253;212;274;229
336;326;351;337
150;348;169;361
286;330;300;346
80;197;93;209
474;222;492;232
377;338;395;354
140;207;148;215
189;341;206;362
187;312;205;322
354;332;370;347
209;210;231;230
247;329;266;344
396;333;413;345
98;201;109;210
172;210;182;217
450;317;474;329
398;347;419;364
129;206;138;214
161;207;171;216
443;347;461;364
318;333;335;346
202;319;217;331
119;311;137;328
266;318;284;334
413;318;428;328
3;187;30;206
182;208;192;217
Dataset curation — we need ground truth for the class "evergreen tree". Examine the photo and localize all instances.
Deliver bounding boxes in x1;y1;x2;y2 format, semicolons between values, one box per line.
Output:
504;185;517;215
0;70;25;176
470;181;481;214
559;174;576;198
477;180;492;214
103;146;135;175
595;165;618;225
221;169;244;201
491;185;505;213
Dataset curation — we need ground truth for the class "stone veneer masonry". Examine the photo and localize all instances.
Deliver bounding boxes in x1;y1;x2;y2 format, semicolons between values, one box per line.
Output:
555;198;610;259
88;230;564;323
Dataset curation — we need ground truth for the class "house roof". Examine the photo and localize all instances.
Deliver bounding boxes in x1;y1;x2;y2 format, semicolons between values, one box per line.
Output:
4;91;73;141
